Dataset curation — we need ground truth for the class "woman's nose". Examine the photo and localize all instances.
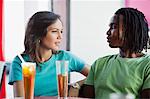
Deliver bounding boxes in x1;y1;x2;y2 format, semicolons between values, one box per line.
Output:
58;32;62;39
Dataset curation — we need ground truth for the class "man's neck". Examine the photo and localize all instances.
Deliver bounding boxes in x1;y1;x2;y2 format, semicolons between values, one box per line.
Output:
119;49;144;58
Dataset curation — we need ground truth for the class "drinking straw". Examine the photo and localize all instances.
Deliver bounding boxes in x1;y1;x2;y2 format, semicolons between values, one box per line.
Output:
18;54;25;63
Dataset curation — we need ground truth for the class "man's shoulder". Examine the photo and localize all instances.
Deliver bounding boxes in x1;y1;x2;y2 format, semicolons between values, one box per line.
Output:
91;54;118;69
96;54;118;62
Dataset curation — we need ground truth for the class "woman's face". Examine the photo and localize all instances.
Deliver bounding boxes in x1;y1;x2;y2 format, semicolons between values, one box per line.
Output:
106;14;124;48
41;19;63;51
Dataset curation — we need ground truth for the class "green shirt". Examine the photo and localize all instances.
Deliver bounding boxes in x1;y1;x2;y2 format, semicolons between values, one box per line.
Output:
85;54;150;99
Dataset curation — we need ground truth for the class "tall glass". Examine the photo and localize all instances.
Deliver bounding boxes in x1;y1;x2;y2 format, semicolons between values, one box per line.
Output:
109;93;135;99
56;60;69;98
22;62;36;99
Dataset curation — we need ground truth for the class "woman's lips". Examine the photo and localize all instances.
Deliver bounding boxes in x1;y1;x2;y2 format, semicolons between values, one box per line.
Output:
55;42;61;46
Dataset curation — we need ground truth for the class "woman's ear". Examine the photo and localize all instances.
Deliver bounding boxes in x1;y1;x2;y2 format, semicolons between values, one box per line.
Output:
38;40;41;43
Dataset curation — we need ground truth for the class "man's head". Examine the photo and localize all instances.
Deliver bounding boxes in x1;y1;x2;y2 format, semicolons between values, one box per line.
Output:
107;7;149;53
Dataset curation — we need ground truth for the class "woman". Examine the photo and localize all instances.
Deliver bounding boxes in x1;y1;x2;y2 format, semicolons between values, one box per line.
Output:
8;11;89;97
80;8;150;99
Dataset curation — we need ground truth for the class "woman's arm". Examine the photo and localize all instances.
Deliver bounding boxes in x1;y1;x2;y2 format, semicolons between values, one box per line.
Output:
68;65;90;97
77;65;90;86
13;81;24;97
80;65;90;77
140;88;150;98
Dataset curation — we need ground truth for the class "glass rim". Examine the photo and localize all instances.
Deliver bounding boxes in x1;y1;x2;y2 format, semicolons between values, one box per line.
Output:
21;62;36;68
56;60;69;63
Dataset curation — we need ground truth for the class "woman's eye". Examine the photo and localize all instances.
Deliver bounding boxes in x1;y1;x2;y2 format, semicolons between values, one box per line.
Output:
51;30;63;33
51;31;57;33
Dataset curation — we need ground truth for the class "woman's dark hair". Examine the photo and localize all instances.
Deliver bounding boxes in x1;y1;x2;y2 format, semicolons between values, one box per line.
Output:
24;11;60;63
115;7;149;53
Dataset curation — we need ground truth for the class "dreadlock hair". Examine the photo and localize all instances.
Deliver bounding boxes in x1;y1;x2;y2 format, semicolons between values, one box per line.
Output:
115;7;149;53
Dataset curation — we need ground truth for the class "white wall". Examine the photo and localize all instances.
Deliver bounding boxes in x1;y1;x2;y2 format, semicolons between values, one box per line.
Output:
4;0;51;98
4;0;51;61
4;0;25;62
71;0;124;65
24;0;51;27
4;0;124;64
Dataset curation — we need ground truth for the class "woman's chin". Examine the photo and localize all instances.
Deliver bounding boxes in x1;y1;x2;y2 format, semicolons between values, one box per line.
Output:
54;48;59;51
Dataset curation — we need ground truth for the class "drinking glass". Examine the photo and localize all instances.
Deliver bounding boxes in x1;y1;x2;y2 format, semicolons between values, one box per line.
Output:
56;60;69;98
109;93;135;99
22;62;36;99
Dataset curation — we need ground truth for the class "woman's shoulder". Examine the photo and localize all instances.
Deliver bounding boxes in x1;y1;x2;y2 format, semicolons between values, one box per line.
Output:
12;54;30;63
58;50;70;53
56;50;82;61
57;50;73;56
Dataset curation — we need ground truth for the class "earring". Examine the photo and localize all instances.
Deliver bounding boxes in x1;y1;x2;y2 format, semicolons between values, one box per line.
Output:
38;40;41;43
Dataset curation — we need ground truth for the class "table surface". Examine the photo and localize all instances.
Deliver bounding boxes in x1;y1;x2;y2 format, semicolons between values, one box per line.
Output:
8;96;90;99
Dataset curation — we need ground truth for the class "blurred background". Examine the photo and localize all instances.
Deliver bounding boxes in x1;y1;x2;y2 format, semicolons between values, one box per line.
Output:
1;0;150;98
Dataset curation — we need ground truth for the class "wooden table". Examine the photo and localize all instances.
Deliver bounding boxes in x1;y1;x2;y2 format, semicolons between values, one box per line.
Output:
11;97;90;99
35;97;89;99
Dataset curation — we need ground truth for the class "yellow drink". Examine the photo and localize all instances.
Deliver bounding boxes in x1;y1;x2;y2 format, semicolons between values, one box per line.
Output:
22;62;36;99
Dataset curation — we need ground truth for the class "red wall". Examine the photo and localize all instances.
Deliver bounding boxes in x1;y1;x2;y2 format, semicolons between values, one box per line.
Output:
125;0;150;27
0;0;6;98
0;0;4;61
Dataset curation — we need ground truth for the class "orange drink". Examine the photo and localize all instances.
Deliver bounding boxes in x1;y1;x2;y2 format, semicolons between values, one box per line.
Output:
57;74;68;97
22;62;36;99
56;60;69;98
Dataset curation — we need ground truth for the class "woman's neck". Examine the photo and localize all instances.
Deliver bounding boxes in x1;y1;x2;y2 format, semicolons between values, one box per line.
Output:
39;48;53;62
